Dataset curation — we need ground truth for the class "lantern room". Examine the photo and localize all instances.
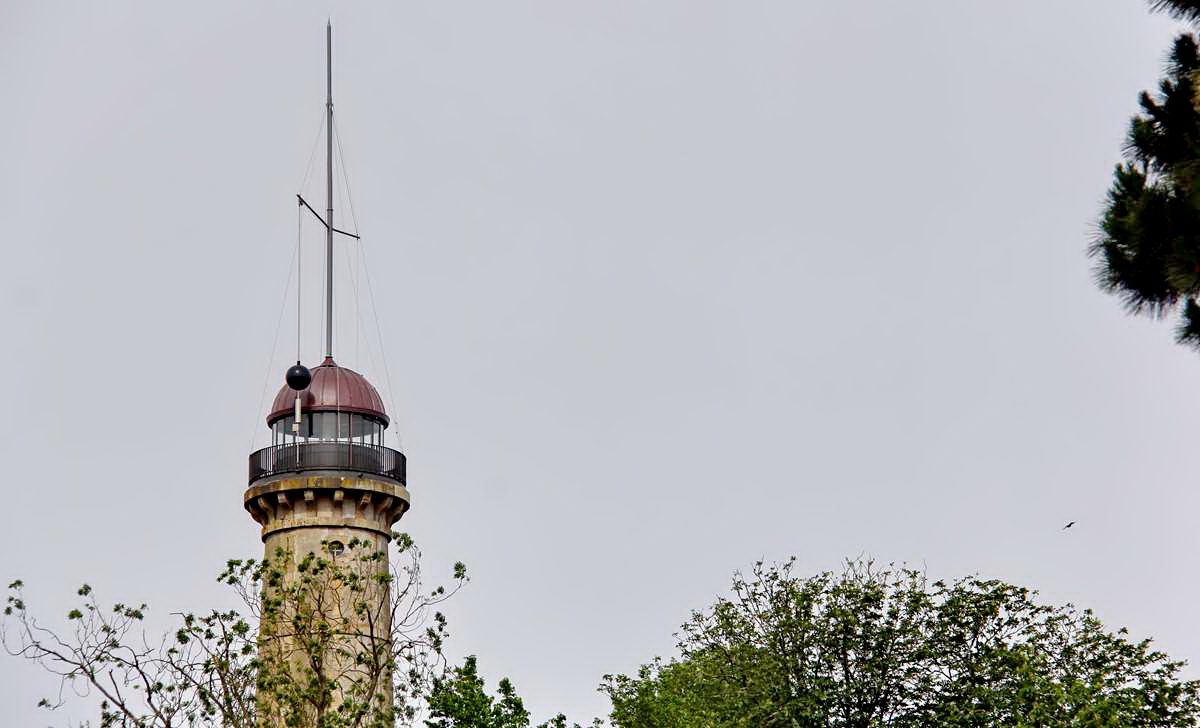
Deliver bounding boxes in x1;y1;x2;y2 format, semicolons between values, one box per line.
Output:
249;357;405;485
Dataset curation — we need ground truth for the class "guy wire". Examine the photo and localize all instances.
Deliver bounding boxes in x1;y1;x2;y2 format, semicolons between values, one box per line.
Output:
249;238;299;452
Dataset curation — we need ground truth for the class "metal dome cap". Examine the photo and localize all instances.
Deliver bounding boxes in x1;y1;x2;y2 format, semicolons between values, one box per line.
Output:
267;357;389;426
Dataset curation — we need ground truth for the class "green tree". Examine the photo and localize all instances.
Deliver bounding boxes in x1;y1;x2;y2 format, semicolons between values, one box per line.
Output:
1092;3;1200;347
425;657;597;728
425;656;531;728
3;534;466;727
601;559;1200;728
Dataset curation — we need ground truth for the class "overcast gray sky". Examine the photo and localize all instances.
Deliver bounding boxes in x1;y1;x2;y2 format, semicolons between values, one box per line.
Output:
1;1;1195;724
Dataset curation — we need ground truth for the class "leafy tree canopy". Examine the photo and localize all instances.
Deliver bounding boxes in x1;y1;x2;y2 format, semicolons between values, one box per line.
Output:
601;559;1200;728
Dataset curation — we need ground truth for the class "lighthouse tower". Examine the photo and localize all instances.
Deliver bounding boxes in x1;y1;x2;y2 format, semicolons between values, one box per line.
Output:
243;25;410;723
245;359;409;573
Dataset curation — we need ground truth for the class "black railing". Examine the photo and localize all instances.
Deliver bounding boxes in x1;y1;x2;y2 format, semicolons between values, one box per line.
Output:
248;443;406;486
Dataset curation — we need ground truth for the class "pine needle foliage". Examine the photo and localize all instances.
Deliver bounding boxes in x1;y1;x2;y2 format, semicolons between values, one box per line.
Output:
1094;17;1200;348
1151;0;1200;24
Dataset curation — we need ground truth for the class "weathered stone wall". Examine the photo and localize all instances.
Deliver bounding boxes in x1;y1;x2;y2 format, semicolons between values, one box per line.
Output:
245;474;411;725
245;474;409;541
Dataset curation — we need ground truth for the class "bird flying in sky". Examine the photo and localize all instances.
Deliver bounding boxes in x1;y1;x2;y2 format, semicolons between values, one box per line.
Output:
1063;521;1075;530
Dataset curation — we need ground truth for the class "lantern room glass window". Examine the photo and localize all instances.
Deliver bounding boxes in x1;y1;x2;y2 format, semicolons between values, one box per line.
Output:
271;412;385;447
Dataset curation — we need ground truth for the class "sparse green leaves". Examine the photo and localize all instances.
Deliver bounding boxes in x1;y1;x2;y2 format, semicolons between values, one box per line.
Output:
393;532;415;553
4;533;467;728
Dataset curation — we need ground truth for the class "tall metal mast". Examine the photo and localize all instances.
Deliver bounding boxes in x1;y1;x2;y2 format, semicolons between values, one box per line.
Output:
324;21;334;360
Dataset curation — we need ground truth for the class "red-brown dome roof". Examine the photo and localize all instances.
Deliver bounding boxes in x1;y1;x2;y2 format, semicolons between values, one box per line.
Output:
268;357;388;426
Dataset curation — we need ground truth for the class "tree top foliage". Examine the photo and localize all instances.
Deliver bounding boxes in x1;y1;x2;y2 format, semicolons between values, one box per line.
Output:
602;559;1200;728
425;656;596;728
